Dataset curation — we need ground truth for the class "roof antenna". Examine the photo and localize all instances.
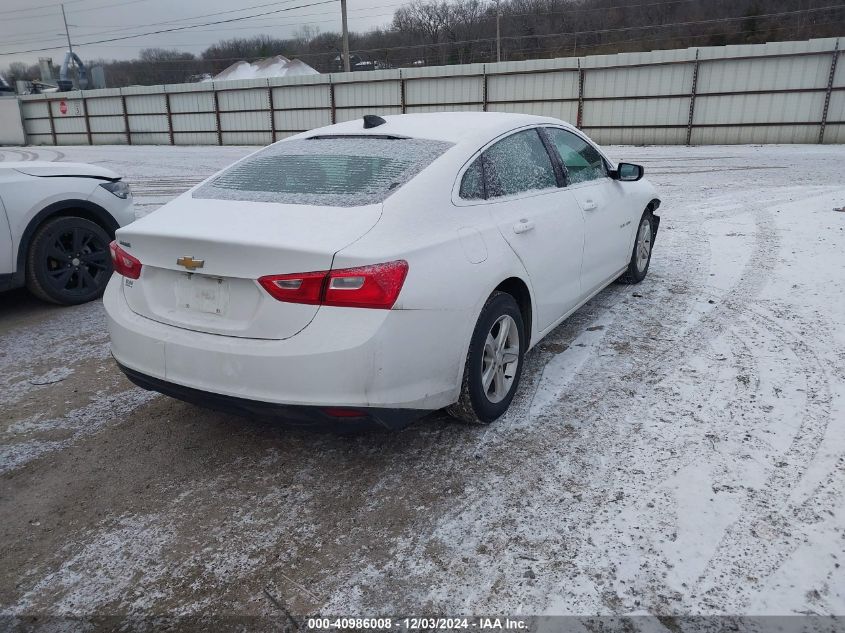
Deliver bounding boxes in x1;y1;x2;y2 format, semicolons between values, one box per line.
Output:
363;114;386;129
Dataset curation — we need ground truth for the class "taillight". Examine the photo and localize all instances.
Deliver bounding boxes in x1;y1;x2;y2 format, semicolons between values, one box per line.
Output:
109;241;142;280
258;260;408;310
258;270;325;305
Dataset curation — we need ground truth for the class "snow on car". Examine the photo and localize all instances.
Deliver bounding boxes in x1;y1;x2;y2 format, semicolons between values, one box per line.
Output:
104;112;661;429
0;161;135;305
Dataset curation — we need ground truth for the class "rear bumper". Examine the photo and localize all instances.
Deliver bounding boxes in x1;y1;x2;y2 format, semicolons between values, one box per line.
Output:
118;362;426;431
104;276;465;415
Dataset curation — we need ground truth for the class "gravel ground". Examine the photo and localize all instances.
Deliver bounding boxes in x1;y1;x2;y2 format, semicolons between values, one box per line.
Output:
1;143;844;622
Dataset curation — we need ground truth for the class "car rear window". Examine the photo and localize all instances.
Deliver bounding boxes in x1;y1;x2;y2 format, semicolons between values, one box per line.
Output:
193;137;453;207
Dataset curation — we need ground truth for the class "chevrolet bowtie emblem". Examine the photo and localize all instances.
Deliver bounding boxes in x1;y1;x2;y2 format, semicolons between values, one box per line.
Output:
176;256;204;270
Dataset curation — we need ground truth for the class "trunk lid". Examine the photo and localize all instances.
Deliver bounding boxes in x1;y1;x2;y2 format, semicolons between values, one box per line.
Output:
116;196;382;340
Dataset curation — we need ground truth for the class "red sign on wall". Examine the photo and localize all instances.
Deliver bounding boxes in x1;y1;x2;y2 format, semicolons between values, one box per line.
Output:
59;101;68;115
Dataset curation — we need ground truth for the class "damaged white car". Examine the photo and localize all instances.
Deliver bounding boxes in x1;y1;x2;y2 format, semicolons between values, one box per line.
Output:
104;112;660;429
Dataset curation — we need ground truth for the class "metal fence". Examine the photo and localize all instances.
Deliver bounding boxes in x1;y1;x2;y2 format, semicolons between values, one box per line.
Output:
15;36;844;147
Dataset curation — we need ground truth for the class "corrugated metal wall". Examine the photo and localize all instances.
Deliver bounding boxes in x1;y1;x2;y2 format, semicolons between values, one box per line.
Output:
17;37;843;146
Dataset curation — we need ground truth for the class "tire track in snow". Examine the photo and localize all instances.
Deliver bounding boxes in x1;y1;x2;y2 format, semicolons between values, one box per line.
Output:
0;149;39;162
512;199;781;612
691;302;835;612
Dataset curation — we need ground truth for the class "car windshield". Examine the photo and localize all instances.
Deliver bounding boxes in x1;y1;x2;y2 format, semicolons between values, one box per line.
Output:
193;136;453;207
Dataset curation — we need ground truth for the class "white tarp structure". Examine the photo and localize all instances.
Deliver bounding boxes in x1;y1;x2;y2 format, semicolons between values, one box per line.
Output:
205;55;318;82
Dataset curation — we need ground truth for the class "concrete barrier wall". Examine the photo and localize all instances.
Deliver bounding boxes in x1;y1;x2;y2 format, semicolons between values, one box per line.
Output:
16;37;844;146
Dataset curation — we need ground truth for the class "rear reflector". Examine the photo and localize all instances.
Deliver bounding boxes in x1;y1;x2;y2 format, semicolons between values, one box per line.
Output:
258;260;408;310
109;241;142;280
321;407;368;419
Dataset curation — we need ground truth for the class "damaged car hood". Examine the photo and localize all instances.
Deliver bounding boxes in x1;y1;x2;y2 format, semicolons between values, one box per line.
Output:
7;161;120;180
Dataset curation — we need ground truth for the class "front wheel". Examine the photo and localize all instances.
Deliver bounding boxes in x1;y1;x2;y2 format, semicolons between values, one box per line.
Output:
25;216;113;305
448;292;526;424
618;210;654;284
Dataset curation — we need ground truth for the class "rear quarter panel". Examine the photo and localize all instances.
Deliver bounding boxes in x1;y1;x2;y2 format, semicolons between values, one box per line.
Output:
332;159;535;398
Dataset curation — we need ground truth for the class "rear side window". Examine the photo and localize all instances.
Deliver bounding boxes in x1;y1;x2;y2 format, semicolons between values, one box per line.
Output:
545;128;607;184
194;137;453;207
459;159;485;200
483;129;557;199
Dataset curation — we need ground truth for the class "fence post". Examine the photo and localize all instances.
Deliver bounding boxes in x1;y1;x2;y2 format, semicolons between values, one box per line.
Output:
46;96;57;146
819;40;840;144
400;70;406;114
576;61;585;129
267;83;276;143
212;88;222;145
482;65;488;112
80;93;92;145
329;78;336;124
120;94;131;145
164;92;174;145
686;49;700;146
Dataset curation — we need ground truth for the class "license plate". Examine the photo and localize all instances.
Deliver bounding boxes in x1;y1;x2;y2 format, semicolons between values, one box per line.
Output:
176;274;230;315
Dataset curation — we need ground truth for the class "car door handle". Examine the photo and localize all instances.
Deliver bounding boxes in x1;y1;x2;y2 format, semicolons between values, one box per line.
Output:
513;219;535;234
582;199;598;211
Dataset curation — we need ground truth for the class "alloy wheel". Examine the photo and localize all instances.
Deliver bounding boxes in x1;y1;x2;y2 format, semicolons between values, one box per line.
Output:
635;217;652;273
481;314;520;404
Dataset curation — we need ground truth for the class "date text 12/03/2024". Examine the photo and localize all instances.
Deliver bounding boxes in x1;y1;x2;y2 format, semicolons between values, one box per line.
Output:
306;618;528;630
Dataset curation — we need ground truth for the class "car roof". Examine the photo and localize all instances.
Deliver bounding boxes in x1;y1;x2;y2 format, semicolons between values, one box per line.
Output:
297;112;579;147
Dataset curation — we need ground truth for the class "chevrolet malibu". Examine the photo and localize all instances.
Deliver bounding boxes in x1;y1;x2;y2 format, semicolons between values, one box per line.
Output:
104;112;661;429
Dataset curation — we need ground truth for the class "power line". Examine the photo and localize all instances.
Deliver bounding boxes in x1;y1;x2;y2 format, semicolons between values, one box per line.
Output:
68;0;410;31
0;0;102;16
0;0;347;46
78;15;845;63
2;0;840;60
0;0;743;44
0;0;158;22
0;0;340;56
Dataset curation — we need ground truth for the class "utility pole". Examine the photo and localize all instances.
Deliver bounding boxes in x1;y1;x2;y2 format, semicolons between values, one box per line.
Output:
496;7;502;63
340;0;351;72
61;3;74;58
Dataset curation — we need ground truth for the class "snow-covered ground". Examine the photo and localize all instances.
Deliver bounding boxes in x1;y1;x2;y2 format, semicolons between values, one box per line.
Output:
0;143;843;622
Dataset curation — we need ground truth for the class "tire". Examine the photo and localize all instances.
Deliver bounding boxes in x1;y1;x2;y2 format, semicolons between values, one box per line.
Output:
618;209;654;285
25;216;113;305
447;291;526;424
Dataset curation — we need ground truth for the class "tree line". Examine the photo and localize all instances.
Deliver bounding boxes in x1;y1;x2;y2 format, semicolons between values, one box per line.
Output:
3;0;843;88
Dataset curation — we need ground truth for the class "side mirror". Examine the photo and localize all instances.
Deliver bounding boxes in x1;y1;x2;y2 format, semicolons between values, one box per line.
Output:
614;162;644;182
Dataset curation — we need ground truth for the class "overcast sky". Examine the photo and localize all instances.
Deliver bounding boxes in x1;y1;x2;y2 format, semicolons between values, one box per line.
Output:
0;0;405;66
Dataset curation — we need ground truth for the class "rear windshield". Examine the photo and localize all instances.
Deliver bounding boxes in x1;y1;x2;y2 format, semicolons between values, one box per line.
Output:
193;137;453;207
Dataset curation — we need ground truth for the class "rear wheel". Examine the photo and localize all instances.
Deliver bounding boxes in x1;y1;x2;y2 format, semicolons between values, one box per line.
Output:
448;292;526;424
619;210;654;284
25;216;113;305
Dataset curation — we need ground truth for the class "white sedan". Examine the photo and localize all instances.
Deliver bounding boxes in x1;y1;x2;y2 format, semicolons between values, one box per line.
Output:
104;113;660;429
0;161;134;304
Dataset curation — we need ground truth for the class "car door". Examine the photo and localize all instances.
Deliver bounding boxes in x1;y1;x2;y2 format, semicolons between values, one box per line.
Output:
544;127;631;296
459;128;585;331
